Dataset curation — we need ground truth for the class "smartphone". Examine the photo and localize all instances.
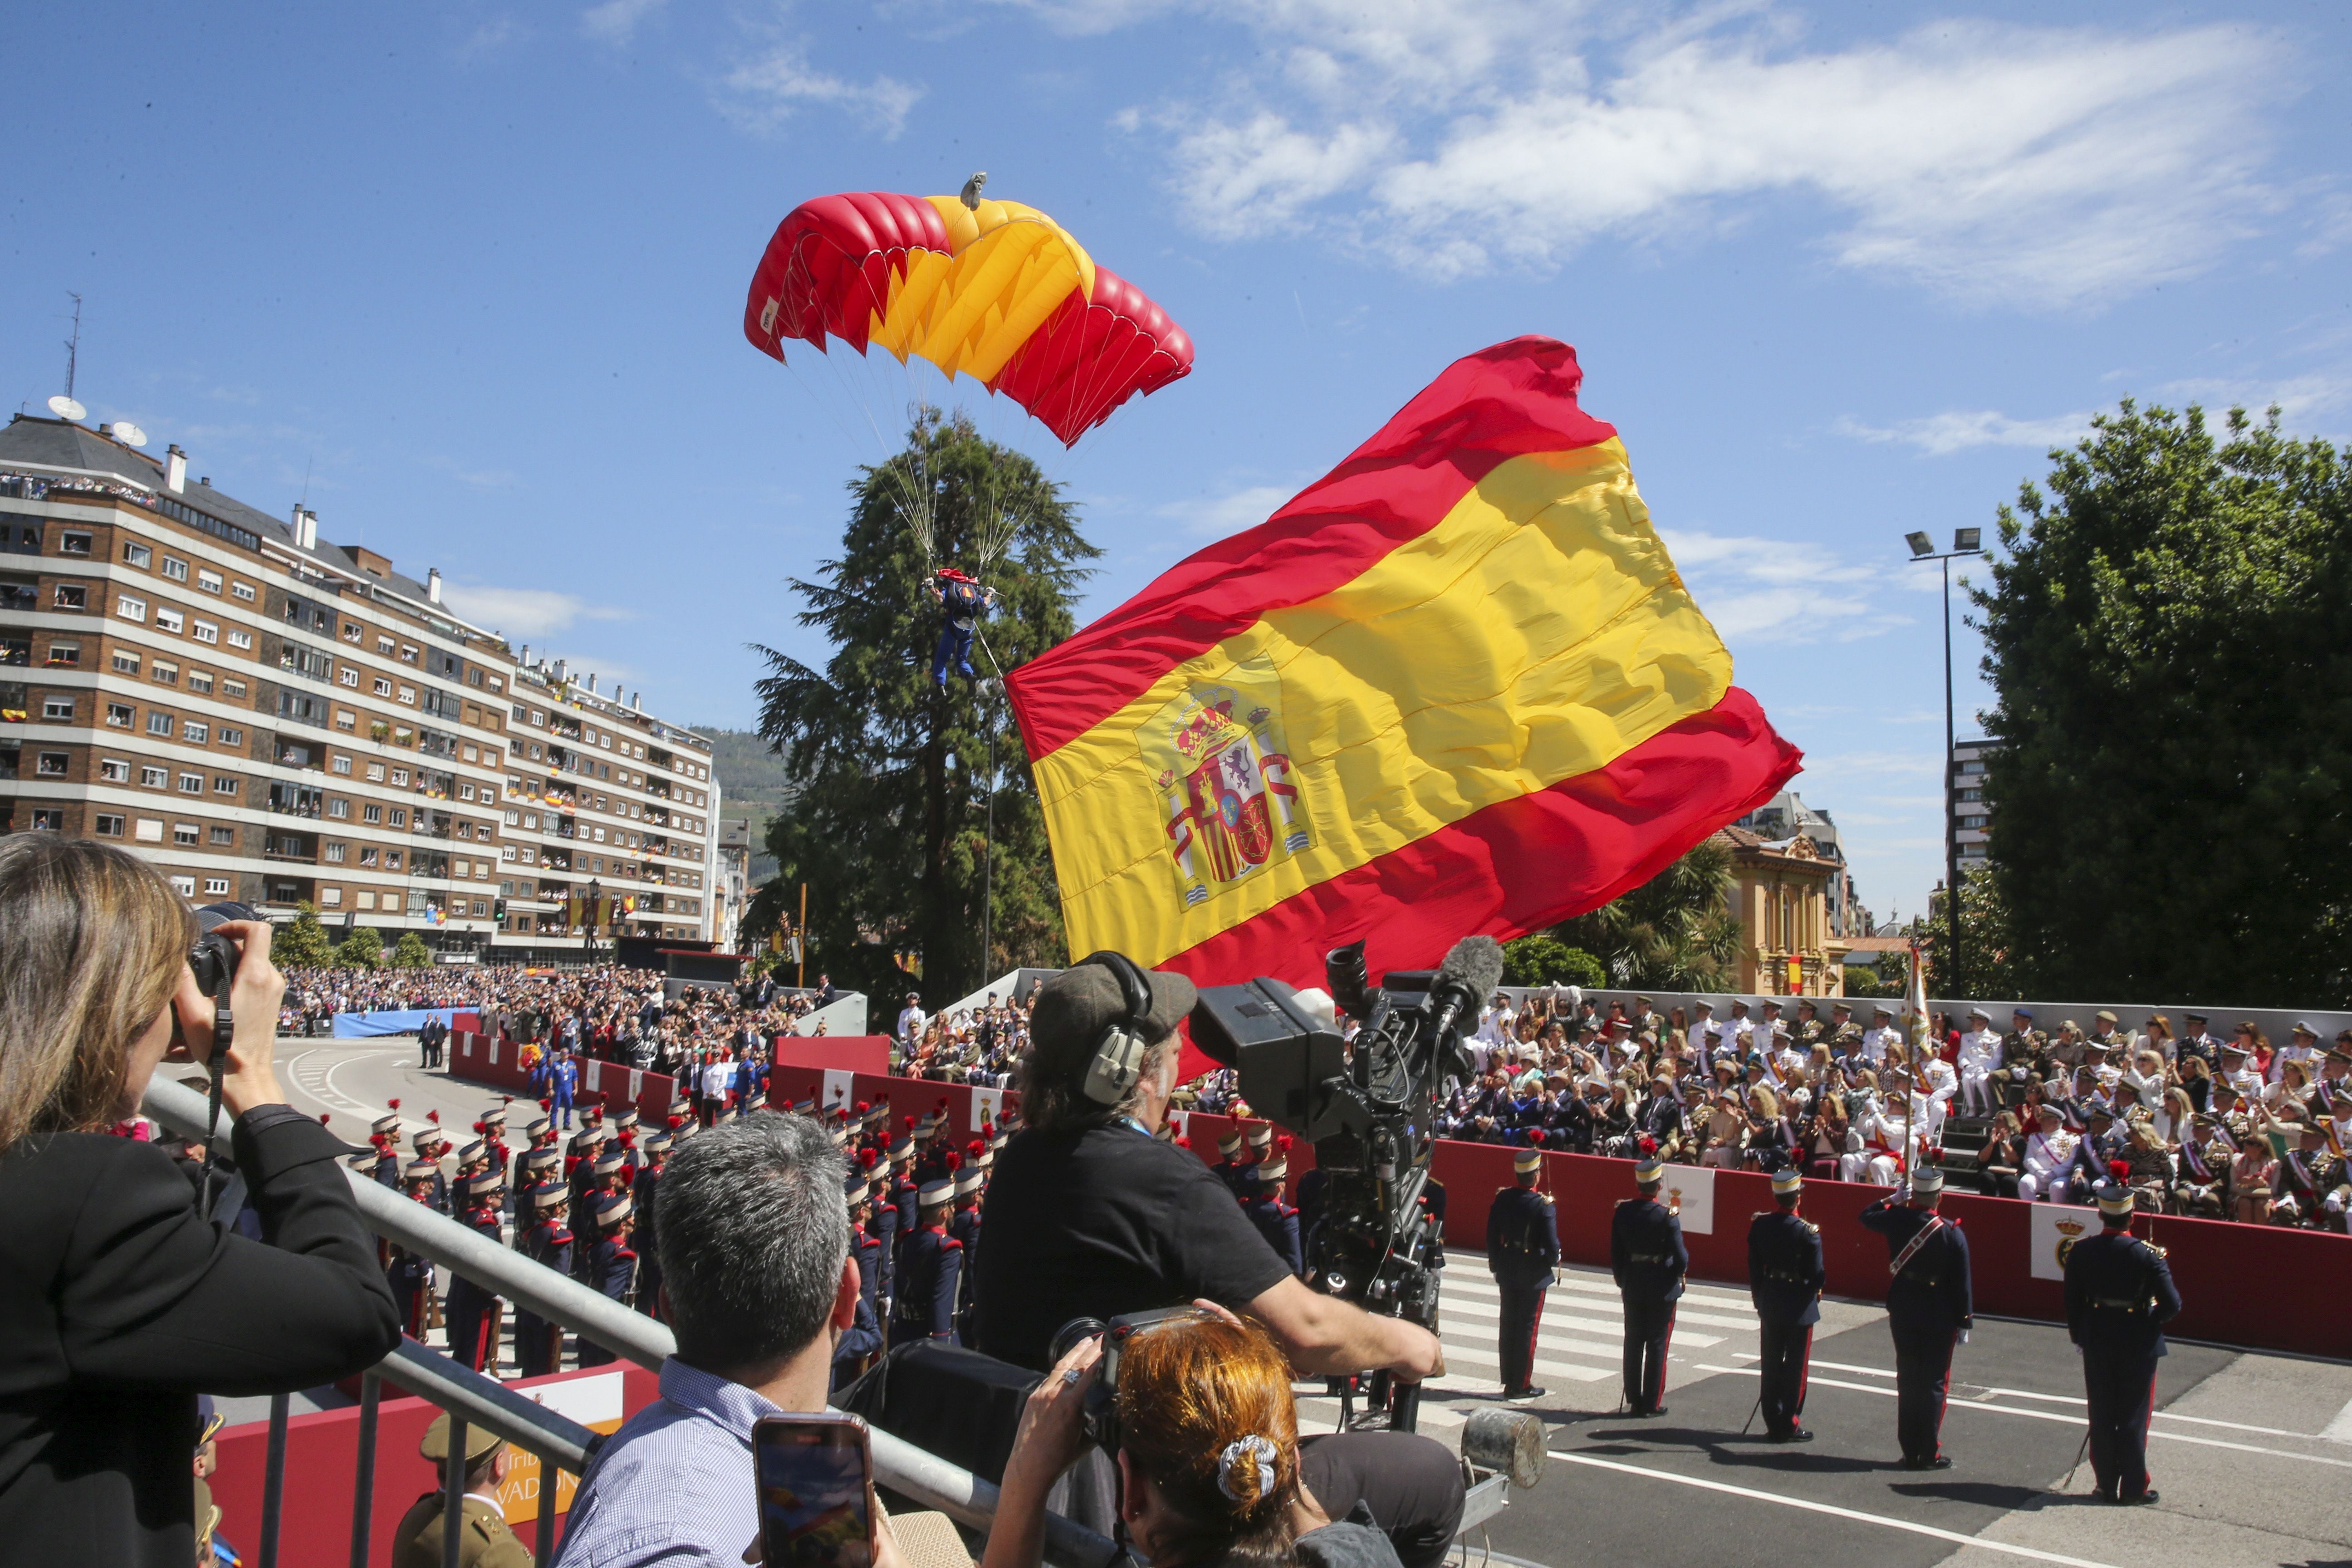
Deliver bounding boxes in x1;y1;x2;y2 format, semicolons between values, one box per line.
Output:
752;1413;875;1568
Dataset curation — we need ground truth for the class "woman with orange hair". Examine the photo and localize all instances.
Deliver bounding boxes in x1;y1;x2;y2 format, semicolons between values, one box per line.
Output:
982;1309;1416;1568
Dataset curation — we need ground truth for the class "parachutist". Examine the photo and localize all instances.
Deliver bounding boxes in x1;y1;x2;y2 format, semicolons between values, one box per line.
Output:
961;172;987;209
930;568;996;689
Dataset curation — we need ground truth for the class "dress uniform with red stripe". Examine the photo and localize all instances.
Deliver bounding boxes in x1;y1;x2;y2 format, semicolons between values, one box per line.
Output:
1859;1169;1973;1469
1486;1147;1558;1401
1610;1154;1686;1417
442;1171;508;1374
514;1181;573;1377
1746;1166;1824;1442
891;1180;963;1341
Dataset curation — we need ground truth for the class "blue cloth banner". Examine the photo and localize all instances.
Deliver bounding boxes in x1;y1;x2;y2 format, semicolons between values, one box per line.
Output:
332;1007;478;1039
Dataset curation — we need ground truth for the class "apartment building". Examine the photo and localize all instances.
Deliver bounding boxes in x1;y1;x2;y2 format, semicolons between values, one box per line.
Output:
0;412;720;956
1950;738;1998;864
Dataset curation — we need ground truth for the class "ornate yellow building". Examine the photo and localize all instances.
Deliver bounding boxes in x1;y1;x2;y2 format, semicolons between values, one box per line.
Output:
1712;827;1850;996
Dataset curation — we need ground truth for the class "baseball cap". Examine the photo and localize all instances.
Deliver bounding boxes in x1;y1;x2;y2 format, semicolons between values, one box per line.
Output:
1026;959;1197;1087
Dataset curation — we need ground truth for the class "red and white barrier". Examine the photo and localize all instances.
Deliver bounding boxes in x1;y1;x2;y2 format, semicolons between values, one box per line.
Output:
448;1031;680;1129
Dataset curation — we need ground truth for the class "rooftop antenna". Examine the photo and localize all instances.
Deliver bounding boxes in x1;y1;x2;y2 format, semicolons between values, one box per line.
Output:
299;454;314;508
63;292;82;401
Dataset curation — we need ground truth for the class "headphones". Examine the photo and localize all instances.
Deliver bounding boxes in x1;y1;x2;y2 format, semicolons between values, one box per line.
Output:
1078;950;1156;1106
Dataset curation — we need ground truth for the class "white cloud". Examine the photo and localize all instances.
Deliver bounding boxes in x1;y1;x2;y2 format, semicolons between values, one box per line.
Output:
1834;408;2092;456
718;40;925;138
1155;482;1298;537
1084;6;2291;308
2153;372;2352;428
440;584;635;640
1660;527;1914;644
456;16;527;63
582;0;665;44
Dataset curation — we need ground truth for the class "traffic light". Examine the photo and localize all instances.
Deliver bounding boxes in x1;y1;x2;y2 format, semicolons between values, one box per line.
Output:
493;897;508;924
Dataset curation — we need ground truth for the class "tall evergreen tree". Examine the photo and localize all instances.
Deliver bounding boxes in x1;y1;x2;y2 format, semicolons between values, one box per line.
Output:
1974;401;2352;1004
1552;840;1744;991
749;412;1098;1004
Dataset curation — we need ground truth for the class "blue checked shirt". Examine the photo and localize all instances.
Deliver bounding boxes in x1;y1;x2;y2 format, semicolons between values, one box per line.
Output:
553;1358;786;1566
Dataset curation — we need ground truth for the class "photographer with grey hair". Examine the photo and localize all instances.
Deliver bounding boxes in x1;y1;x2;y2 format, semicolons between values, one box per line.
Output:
557;1111;884;1567
975;954;1441;1385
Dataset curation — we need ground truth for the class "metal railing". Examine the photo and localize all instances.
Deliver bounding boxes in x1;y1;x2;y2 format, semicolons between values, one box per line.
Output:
141;1077;1120;1568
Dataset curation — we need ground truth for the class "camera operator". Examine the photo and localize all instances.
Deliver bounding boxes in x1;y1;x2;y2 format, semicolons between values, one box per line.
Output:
974;957;1441;1385
0;838;401;1566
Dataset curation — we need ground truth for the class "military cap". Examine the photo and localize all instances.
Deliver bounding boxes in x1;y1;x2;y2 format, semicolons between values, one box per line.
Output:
642;1131;672;1155
889;1136;915;1162
530;1181;568;1211
480;1105;509;1126
525;1115;552;1137
593;1192;633;1227
2094;1010;2119;1026
1256;1155;1289;1184
1632;1155;1665;1184
2293;1021;2319;1039
464;1170;505;1202
413;1127;446;1151
420;1411;502;1465
2095;1181;2135;1217
917;1177;955;1208
1513;1148;1543;1175
613;1107;640;1129
2012;1007;2035;1022
456;1140;487;1166
669;1096;695;1122
1218;1131;1244;1157
572;1125;608;1147
593;1151;625;1178
1246;1123;1274;1150
955;1166;984;1198
1967;1006;1992;1021
404;1157;440;1181
1771;1167;1804;1196
793;1098;817;1116
844;1170;870;1201
2182;1012;2208;1025
1910;1168;1946;1195
372;1111;402;1137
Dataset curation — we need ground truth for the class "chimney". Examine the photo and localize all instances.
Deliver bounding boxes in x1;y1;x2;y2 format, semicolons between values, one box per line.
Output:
520;644;530;668
294;507;319;551
587;673;598;694
426;568;443;605
553;659;568;685
165;445;187;494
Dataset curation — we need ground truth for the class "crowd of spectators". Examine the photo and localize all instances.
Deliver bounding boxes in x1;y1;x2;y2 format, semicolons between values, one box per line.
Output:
888;987;1032;1087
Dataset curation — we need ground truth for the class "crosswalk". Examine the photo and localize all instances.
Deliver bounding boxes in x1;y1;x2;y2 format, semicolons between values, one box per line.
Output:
1293;1250;1773;1434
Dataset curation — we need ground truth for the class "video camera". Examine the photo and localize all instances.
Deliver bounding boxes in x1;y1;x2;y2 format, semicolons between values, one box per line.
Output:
1188;935;1503;1431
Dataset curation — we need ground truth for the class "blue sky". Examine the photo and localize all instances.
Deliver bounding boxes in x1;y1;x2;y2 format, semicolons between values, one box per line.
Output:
5;0;2346;924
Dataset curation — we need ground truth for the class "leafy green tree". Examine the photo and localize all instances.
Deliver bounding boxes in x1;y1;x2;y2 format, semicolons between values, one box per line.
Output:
335;926;383;970
1921;869;2023;1001
275;902;334;969
1553;839;1744;990
1973;400;2352;1005
1500;935;1607;989
389;931;434;970
748;411;1099;1003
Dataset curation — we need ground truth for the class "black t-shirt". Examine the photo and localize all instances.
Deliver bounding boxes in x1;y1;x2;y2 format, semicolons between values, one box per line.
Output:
975;1122;1292;1371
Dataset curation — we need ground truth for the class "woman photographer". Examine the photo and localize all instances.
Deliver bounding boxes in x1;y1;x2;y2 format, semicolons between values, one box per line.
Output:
986;1312;1411;1568
0;838;400;1566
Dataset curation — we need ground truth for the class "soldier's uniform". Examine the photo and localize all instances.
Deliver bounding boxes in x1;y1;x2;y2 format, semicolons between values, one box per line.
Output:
1242;1153;1303;1278
392;1413;530;1568
1746;1167;1824;1442
1858;1171;1973;1468
866;1166;900;1321
949;1160;986;1344
2063;1183;2182;1504
1210;1130;1250;1196
1995;1010;2041;1109
390;1162;441;1340
631;1133;671;1320
835;1173;887;1391
891;1180;964;1342
576;1191;639;1369
1486;1149;1559;1401
514;1182;573;1377
1609;1156;1688;1416
443;1171;508;1375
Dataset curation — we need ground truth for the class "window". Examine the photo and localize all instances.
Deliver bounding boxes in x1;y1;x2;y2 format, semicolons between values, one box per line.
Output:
389;808;408;828
94;813;124;836
325;843;347;863
1958;787;1983;802
151;662;178;685
362;803;382;824
178;772;202;794
112;650;139;674
156;608;183;634
335;709;356;731
197;568;223;595
225;629;252;650
121;542;152;568
146;712;172;736
174;823;199;846
355;889;376;909
162;556;189;583
1960;760;1985;774
106;702;133;728
99;757;129;782
53;583;85;610
385;850;402;871
117;595;147;622
220;681;245;702
397;685;416;706
167;874;194;897
219;726;243;745
328;798;349;818
373;677;392;697
187;671;212;695
377;636;395;655
41;697;72;720
359;847;378;867
209;825;234;846
391;767;409;787
192;620;218;644
319;886;343;906
140;764;168;788
398;645;417;664
182;720;208;744
231;581;256;603
205;877;230;896
331;754;352;775
1960;813;1989;829
36;751;68;776
135;818;164;842
338;667;358;687
343;622;362;642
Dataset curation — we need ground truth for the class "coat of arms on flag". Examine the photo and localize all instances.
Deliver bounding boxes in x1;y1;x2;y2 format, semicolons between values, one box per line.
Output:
1141;656;1312;910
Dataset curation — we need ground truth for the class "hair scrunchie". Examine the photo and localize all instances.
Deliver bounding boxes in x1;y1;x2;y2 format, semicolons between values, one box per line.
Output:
1215;1435;1279;1504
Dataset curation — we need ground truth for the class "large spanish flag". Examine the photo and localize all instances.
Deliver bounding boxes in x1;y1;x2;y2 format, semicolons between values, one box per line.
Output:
1005;337;1801;995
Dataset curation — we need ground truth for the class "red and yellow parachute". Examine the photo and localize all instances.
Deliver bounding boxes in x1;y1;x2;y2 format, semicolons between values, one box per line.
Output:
742;189;1194;447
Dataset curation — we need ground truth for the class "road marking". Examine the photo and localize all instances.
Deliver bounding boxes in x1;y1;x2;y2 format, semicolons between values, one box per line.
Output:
1543;1450;2125;1568
2323;1396;2352;1445
1695;1364;2352;1469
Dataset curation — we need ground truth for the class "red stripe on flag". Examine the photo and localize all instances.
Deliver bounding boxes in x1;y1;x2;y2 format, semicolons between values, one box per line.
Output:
1008;337;1617;760
1164;686;1800;1076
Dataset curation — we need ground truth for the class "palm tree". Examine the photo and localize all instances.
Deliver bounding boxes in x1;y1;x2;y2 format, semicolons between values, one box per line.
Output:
1555;838;1744;991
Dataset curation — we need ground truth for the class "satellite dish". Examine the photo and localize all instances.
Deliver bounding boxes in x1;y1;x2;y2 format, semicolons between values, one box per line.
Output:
114;421;147;448
47;395;85;421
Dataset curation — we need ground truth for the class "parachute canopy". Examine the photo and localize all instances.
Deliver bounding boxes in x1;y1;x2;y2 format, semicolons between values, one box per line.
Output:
743;189;1195;447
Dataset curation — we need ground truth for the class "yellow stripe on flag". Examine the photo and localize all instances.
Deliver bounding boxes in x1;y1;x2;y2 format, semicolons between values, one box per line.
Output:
1037;438;1731;965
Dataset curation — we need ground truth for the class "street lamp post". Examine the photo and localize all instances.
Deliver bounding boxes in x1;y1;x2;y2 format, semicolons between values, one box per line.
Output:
1905;528;1982;1000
